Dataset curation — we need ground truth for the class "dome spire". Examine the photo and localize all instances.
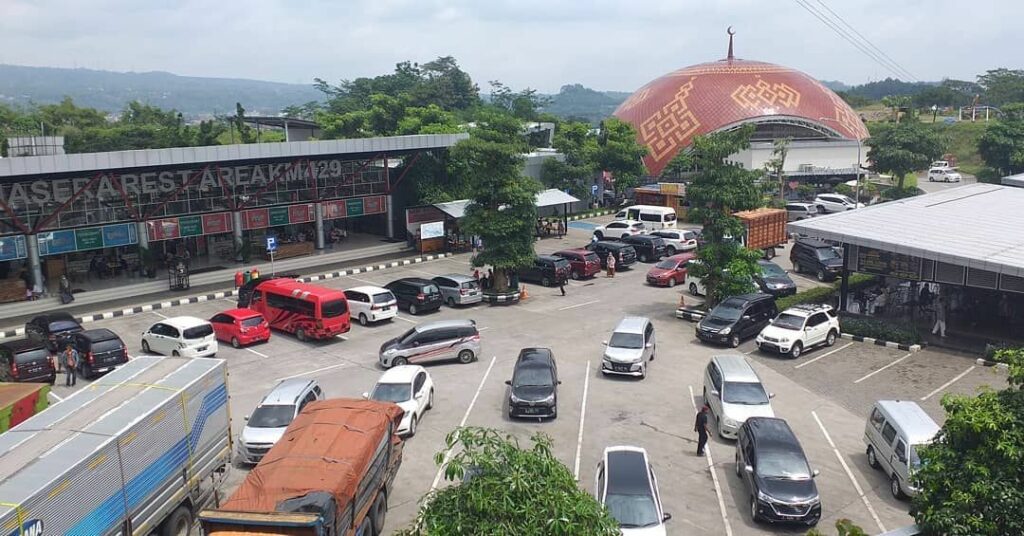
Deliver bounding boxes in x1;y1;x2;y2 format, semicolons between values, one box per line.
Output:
727;26;736;61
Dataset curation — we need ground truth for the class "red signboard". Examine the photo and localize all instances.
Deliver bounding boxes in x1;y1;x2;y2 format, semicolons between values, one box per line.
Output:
243;208;269;230
202;212;233;235
323;200;347;220
147;219;180;241
406;206;444;225
289;204;314;224
364;196;384;215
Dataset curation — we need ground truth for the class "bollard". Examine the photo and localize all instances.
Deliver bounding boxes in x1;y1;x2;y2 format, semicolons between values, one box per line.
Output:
243;270;251;284
234;271;244;289
251;267;260;280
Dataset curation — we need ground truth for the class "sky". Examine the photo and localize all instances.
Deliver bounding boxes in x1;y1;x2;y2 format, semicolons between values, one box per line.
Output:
0;0;1019;93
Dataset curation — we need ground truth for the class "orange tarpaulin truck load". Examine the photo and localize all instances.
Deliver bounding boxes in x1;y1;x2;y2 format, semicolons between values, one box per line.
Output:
199;399;405;536
734;208;788;260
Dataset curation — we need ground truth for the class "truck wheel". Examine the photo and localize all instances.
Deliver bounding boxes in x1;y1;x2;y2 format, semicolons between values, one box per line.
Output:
161;505;192;536
142;340;151;353
356;515;373;536
296;328;307;342
541;276;551;287
371;491;388;535
816;269;827;282
764;248;775;260
571;270;580;280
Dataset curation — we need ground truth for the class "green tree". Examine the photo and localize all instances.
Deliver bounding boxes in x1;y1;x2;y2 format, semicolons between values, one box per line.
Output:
233;102;254;143
396;427;618;536
683;125;763;306
806;519;868;536
912;348;1024;536
866;120;943;193
541;121;597;200
978;103;1024;176
593;118;648;196
764;137;791;200
977;68;1024;106
454;112;539;293
488;81;550;121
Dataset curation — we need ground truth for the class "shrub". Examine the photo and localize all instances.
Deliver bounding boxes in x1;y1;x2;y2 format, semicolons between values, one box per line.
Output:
840;316;922;345
774;274;878;311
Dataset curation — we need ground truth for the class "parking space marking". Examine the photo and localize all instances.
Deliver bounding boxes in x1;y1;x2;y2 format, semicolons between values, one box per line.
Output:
921;365;976;401
853;352;913;384
793;342;853;369
48;391;64;402
687;385;733;536
558;299;600;311
431;355;497;491
275;362;349;382
148;310;169;319
477;326;490;332
572;361;591;480
394;316;418;324
409;269;442;277
344;274;381;286
245;348;269;359
811;411;886;533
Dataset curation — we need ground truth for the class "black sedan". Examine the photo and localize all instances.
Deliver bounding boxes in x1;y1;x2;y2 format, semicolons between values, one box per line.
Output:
754;260;797;297
506;348;560;419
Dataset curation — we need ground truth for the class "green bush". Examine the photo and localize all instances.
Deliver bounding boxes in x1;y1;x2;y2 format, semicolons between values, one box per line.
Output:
840;317;922;345
774;274;878;311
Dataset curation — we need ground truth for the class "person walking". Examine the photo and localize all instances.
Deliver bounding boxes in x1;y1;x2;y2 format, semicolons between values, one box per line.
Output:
558;273;567;296
695;404;711;456
606;253;616;278
62;342;79;387
59;275;74;304
591;234;599;245
932;296;947;338
918;284;932;313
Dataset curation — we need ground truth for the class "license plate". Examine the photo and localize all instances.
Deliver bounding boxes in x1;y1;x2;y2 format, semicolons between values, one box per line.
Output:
522;407;541;414
197;346;207;352
382;306;391;311
613;365;631;372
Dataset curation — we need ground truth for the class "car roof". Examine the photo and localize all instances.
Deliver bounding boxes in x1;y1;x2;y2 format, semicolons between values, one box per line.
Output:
33;312;78;323
79;328;120;341
0;339;48;352
221;308;263;319
554;248;591;256
160;316;210;329
607;219;642;225
262;378;316;405
436;273;475;282
745;417;802;451
416;319;476;332
391;277;434;286
612;316;650;334
604;447;653;496
721;293;772;305
594;241;628;248
876;401;940;444
537;255;566;262
377;365;425;384
782;304;833;317
711;355;760;382
347;285;391;295
795;237;833;248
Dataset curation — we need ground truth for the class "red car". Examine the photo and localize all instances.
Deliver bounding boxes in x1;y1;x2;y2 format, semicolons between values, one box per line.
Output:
209;308;271;348
553;249;602;280
646;253;696;287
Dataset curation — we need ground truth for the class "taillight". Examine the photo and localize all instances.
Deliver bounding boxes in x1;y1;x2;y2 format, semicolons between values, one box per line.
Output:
87;352;95;365
10;361;18;379
460;288;469;296
123;348;129;360
416;292;425;301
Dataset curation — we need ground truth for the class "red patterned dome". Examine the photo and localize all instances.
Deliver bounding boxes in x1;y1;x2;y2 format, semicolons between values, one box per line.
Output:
614;54;869;176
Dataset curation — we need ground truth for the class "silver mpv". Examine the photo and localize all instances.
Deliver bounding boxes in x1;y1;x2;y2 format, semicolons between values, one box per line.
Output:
432;274;483;306
379;319;481;368
601;316;656;379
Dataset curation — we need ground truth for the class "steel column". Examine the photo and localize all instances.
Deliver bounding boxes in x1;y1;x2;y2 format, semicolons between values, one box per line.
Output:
314;202;325;250
26;234;43;293
136;221;149;250
386;194;395;239
232;211;245;262
839;243;851;312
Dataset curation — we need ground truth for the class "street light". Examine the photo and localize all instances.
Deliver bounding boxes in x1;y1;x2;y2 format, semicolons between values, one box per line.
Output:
818;117;863;208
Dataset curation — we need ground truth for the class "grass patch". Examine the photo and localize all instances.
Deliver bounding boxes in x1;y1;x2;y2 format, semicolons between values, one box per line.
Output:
840;317;922;345
775;274;877;311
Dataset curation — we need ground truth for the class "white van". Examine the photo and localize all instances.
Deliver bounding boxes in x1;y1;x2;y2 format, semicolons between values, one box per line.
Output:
864;400;939;499
141;316;218;357
614;205;677;230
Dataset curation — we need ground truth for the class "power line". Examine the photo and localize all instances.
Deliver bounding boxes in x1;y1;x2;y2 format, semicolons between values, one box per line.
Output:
813;0;918;81
792;0;917;82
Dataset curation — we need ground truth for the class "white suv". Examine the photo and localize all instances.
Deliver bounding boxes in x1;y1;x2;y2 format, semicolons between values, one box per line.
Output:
814;193;863;213
649;229;698;254
927;167;961;183
756;304;840;358
593;220;646;240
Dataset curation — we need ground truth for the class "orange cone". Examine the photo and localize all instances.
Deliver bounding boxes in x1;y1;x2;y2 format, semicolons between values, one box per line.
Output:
520;285;529;300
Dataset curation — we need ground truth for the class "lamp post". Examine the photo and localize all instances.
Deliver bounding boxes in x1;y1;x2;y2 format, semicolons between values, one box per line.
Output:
818;118;863;208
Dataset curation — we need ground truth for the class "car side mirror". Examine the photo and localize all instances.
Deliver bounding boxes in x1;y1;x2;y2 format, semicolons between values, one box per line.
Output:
505;380;512;385
362;392;369;399
709;388;719;397
602;340;608;345
413;341;420;347
742;315;751;321
744;465;754;474
557;380;562;385
663;513;672;522
768;392;776;399
244;415;249;421
812;469;820;478
645;343;652;349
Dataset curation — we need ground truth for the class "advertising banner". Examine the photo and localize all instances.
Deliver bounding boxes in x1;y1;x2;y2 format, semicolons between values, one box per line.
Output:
289;204;313;224
269;206;290;227
420;221;445;239
345;198;364;217
147;219;181;241
0;236;27;261
364;196;384;214
101;224;137;247
243;208;269;230
178;216;203;237
74;228;104;251
38;230;77;255
201;213;232;235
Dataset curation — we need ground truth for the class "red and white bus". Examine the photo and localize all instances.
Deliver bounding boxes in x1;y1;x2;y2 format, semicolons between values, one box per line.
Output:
247;279;350;341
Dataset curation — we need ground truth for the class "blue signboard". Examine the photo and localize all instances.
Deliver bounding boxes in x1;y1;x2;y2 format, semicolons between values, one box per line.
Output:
266;236;277;252
0;236;27;261
101;223;138;247
38;230;77;256
591;184;599;196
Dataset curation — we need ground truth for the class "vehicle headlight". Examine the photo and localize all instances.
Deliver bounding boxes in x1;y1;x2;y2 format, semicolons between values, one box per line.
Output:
779;337;790;343
510;393;523;404
757;489;772;503
723;417;739;428
720;327;732;335
538;393;555;404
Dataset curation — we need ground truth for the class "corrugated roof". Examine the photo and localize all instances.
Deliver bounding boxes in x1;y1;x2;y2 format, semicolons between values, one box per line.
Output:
536;188;580;207
434;199;470;219
787;183;1024;277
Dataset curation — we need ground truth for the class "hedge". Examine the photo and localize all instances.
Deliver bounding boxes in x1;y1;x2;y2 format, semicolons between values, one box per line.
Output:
839;317;922;345
775;273;878;311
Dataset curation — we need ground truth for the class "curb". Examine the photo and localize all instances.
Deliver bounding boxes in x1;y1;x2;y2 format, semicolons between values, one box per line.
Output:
975;358;1011;371
482;292;521;304
841;333;922;352
675;307;706;322
566;209;616;222
0;253;454;341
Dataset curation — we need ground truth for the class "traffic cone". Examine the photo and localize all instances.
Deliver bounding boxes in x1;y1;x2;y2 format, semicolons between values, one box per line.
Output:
520;285;529;300
679;294;686;308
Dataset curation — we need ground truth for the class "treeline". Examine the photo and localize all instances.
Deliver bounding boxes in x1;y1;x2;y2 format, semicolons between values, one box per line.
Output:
838;68;1024;109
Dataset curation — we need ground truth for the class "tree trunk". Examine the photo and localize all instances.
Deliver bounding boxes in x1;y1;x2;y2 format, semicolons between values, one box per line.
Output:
494;268;510;292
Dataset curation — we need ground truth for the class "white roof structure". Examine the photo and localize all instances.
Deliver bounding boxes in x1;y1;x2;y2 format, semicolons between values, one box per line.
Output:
1003;172;1024;188
788;183;1024;278
432;189;580;220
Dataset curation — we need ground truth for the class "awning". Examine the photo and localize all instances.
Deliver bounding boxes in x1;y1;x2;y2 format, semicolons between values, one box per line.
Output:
433;200;470;219
535;188;580;207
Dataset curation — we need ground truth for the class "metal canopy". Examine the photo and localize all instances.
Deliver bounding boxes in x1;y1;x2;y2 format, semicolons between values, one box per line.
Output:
431;189;578;220
787;183;1024;277
433;200;470;219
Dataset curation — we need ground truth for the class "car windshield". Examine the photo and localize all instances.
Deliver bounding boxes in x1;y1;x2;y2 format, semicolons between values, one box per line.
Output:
584;252;600;263
460;281;480;290
372;292;394;303
605;493;660;528
709;299;745;321
909;445;923;469
49;320;80;333
758;448;812;480
760;263;787;277
816;248;841;261
655;258;679;269
609;332;644;349
723;381;769;405
399;328;418;344
771;313;805;331
424;284;440;294
91;338;123;353
183;324;213;339
371;382;412;403
514;365;553;387
248;404;296;428
241;317;263;328
321;299;348;318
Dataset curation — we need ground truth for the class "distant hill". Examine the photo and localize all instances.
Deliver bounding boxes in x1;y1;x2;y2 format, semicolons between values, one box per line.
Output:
540;84;630;124
0;64;324;117
820;80;851;92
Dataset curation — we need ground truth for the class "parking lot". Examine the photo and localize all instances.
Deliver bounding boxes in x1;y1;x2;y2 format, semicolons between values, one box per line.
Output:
38;218;1007;535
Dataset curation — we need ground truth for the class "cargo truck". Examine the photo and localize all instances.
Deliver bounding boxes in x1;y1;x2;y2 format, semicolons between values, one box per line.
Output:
200;399;404;536
734;208;788;259
0;356;230;536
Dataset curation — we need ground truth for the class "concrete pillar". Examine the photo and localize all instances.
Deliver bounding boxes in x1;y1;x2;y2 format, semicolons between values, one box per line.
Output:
25;234;44;293
232;211;245;262
386;194;395;239
136;221;149;250
314;202;325;250
839;243;851;312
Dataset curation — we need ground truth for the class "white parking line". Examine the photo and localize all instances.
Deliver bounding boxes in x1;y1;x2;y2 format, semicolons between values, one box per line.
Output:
793;342;853;369
394;316;418;324
148;310;169;319
921;366;976;401
344;274;380;286
245;348;269;359
477;326;490;332
573;361;591;480
558;299;600;311
687;385;733;536
812;411;886;533
409;269;442;277
853;352;913;384
48;391;64;402
431;355;497;491
275;362;349;382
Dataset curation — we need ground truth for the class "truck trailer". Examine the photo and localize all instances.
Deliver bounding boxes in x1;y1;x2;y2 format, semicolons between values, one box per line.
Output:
735;208;788;259
0;356;231;536
199;399;404;536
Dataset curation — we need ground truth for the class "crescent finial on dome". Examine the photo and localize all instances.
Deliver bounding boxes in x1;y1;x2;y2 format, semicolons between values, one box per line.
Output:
727;26;736;61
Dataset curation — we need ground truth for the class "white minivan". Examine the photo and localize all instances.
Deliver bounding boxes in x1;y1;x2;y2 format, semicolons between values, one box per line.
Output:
141;316;218;357
615;205;677;230
864;400;939;499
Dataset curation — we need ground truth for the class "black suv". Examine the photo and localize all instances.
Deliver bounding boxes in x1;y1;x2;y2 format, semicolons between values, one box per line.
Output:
506;348;560;419
69;328;129;379
587;241;637;269
518;255;572;287
754;260;797;297
385;277;443;315
26;312;83;351
697;293;777;347
790;238;843;282
736;417;821;526
619;235;667;263
0;339;56;384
